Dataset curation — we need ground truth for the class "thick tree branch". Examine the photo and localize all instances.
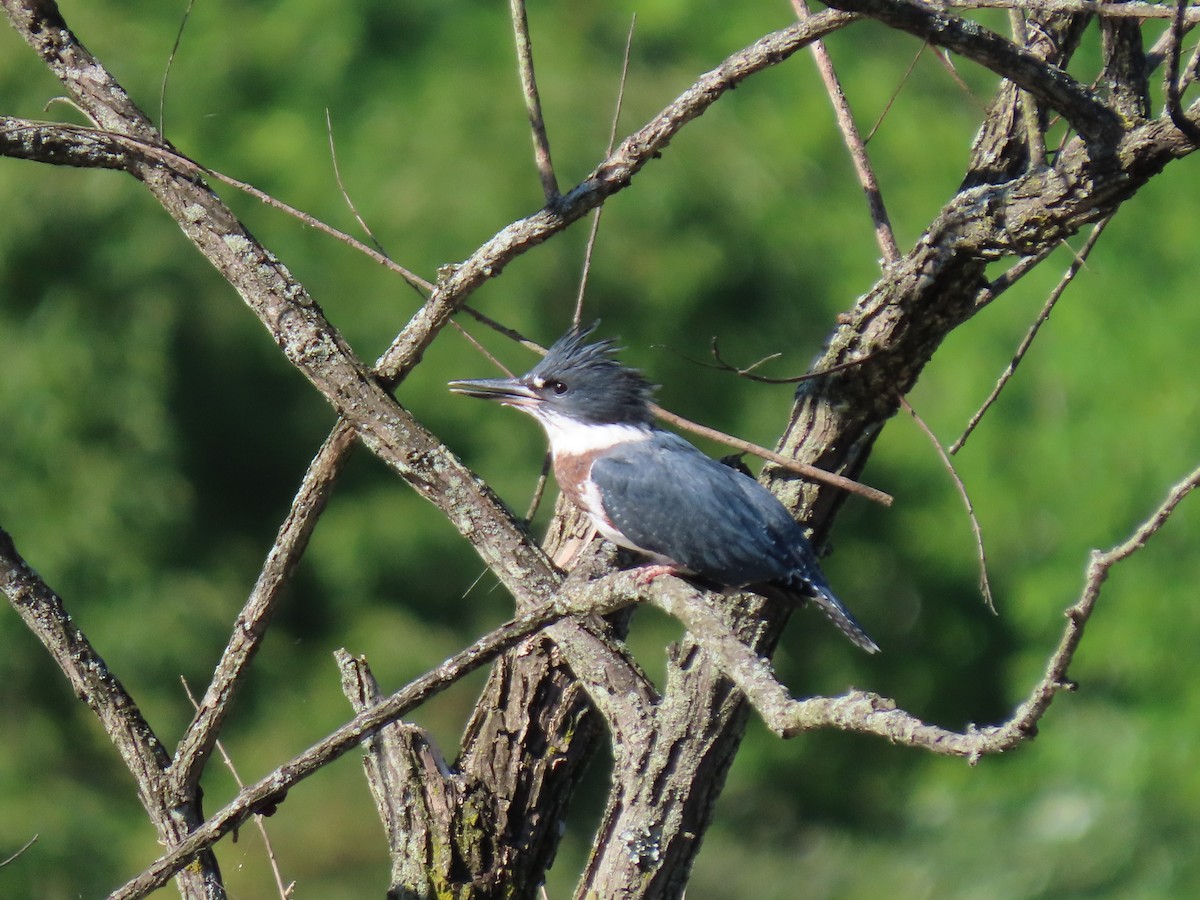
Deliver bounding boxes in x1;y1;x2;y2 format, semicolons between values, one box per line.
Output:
109;573;644;900
337;651;490;898
171;426;356;796
577;87;1200;900
0;526;225;899
948;0;1200;21
823;0;1124;147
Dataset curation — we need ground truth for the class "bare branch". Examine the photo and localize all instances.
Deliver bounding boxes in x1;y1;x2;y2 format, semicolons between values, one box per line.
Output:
0;526;224;898
182;679;293;900
110;573;644;900
510;0;559;201
651;403;895;507
793;0;900;263
1008;8;1048;167
901;397;995;613
0;117;435;293
171;425;356;795
948;0;1200;21
0;834;38;869
657;464;1200;757
952;214;1112;454
157;0;195;134
823;0;1124;147
574;13;637;325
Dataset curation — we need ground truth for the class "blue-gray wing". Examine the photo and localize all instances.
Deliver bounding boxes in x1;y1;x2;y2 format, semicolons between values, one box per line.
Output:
590;433;818;586
589;432;879;653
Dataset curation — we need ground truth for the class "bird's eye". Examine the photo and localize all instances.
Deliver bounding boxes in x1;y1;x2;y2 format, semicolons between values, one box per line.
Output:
546;379;569;395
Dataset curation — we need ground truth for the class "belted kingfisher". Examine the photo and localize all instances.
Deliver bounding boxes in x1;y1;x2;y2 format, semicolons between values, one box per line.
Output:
449;325;879;653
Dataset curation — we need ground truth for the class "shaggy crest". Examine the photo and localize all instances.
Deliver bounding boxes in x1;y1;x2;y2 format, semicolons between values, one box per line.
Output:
526;323;656;426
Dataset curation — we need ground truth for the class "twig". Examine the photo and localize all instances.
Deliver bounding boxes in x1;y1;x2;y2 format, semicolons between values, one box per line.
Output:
524;453;553;522
158;0;195;134
182;679;293;900
650;403;893;506
110;574;645;900
929;46;989;110
574;14;637;325
1183;34;1200;93
458;304;545;352
0;119;435;295
0;834;38;868
975;243;1059;309
1146;16;1196;75
454;321;517;377
952;214;1111;454
865;43;926;143
324;108;421;304
703;336;884;384
510;0;559;201
901;397;994;613
793;0;899;263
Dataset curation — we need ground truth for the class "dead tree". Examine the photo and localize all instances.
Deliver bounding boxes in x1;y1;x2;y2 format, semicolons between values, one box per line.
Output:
2;0;1199;897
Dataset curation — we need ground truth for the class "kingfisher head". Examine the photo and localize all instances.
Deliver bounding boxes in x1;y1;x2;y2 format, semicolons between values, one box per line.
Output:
449;324;656;431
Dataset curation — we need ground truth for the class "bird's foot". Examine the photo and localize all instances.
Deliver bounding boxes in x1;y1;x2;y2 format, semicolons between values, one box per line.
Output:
633;563;679;586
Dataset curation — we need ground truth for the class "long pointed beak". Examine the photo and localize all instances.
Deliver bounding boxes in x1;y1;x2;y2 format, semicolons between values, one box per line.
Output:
448;377;541;408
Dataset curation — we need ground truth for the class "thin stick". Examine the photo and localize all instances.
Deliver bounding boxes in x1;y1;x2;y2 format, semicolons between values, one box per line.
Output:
651;403;893;506
865;44;925;143
952;214;1111;454
43;126;435;294
158;0;195;134
575;14;637;325
700;336;885;384
182;679;293;900
975;244;1059;310
324;109;423;306
510;0;559;201
902;397;994;612
1182;34;1200;93
793;0;899;263
0;834;38;868
524;454;553;522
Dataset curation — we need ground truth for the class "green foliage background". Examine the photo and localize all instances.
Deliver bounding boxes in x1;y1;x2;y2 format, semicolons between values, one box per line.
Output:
1;2;1198;897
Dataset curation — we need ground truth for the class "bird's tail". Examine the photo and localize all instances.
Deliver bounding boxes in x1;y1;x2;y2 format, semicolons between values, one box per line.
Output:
786;575;880;654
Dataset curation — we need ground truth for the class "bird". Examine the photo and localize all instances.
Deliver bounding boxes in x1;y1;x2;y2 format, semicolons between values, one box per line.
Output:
449;324;879;653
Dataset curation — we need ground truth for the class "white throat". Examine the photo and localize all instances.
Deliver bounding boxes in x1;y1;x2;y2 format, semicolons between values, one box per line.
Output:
535;412;652;458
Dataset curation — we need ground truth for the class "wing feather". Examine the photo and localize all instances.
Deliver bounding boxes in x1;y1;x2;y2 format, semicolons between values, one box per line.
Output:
590;433;880;653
